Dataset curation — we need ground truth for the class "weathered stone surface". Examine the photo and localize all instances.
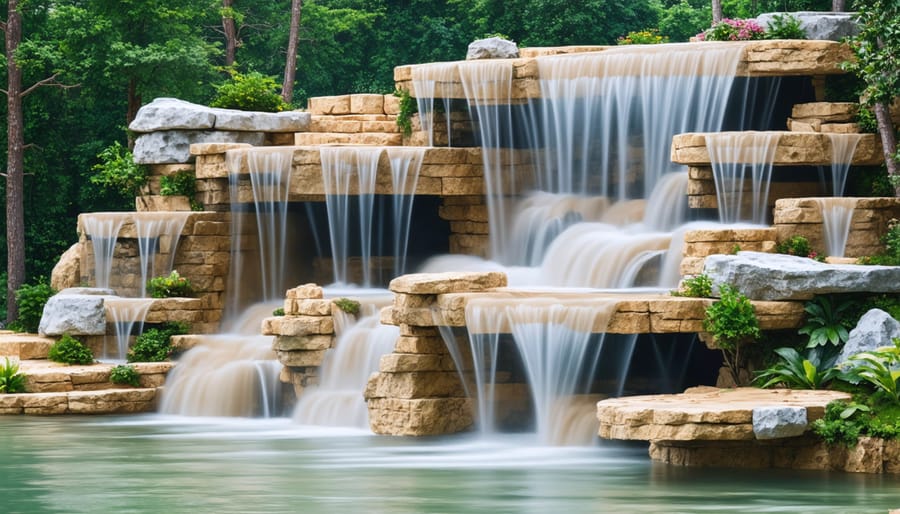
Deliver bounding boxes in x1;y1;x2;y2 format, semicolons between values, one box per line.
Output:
389;271;507;294
211;108;309;132
365;371;464;399
307;95;351;115
367;397;473;436
704;251;900;301
273;335;333;351
349;94;385;114
129;98;216;132
752;406;808;440
275;349;327;367
50;243;82;292
39;294;107;336
791;102;858;121
837;309;900;366
757;12;858;41
286;283;325;300
261;315;334;336
133;130;265;164
466;37;519;60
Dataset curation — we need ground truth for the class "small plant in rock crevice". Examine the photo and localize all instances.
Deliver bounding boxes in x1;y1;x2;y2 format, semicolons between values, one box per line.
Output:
775;235;816;259
109;364;141;387
394;87;416;138
703;284;761;385
48;334;94;365
147;270;193;298
272;307;285;316
128;322;189;363
0;357;27;394
159;170;202;211
333;298;361;316
671;274;713;298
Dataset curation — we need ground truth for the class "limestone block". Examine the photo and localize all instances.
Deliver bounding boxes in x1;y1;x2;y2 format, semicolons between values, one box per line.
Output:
399;325;440;337
309;118;362;133
379;353;454;373
133;130;265;164
129;98;216;132
367;397;473;436
467;37;519;60
286;283;325;299
307;95;351;115
261;315;334;336
212;109;309;132
285;299;332;316
275;349;328;367
273;335;334;351
383;94;400;115
350;94;385;114
837;309;900;366
67;388;157;414
704;251;900;301
190;142;253;156
39;294;107;336
884;439;900;474
51;243;82;292
787;119;821;132
20;393;68;415
389;271;507;295
820;123;861;134
791;102;858;121
752;406;808;440
365;371;464;399
834;436;884;473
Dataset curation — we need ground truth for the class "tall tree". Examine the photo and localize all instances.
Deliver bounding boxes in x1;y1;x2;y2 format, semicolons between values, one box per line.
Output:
222;0;238;66
282;0;302;104
712;0;723;23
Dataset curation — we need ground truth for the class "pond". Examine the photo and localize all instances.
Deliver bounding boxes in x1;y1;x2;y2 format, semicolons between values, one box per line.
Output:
1;416;897;513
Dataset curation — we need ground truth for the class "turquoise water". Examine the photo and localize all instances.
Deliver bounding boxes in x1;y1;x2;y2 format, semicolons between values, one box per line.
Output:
1;415;897;513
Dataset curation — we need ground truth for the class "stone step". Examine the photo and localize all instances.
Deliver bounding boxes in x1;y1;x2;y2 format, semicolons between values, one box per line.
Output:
0;332;54;360
0;387;160;415
18;360;174;393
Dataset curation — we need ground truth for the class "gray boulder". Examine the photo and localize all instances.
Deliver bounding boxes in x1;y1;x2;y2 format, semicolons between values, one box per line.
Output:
129;98;216;132
837;309;900;366
466;37;519;60
752;406;808;439
133;130;265;164
703;251;900;301
756;12;859;41
39;294;108;336
212;108;310;132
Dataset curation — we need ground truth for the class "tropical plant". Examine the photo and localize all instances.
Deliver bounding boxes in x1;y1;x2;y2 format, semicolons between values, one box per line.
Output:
127;322;189;363
147;270;193;299
109;364;141;387
671;274;713;298
754;346;840;389
8;278;55;333
697;18;766;41
840;338;900;405
0;358;27;394
210;70;289;112
799;295;857;348
703;284;761;384
48;334;94;365
617;29;669;45
90;141;149;199
764;13;806;40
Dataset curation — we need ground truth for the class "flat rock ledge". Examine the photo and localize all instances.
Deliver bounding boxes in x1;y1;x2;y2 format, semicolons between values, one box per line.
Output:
596;387;900;473
0;388;160;415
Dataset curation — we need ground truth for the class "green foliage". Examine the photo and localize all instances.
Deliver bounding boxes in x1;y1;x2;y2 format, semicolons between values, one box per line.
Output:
703;284;761;385
843;0;900;109
841;338;900;405
813;400;866;446
697;18;766;41
159;170;202;210
147;270;193;299
813;398;900;447
394;88;416;138
764;13;806;40
0;358;27;394
799;295;857;348
617;29;669;45
109;364;141;387
658;0;710;42
671;274;713;298
857;107;879;134
48;334;94;365
859;219;900;265
90;142;148;198
333;298;361;316
754;346;839;389
127;322;188;363
210;70;289;112
8;278;55;334
272;307;285;316
775;235;814;258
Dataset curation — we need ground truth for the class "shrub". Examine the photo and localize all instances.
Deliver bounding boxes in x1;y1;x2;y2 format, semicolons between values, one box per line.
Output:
210;70;288;112
858;218;900;265
697;18;766;41
754;346;839;389
333;298;361;316
48;334;94;365
8;278;55;333
617;29;669;45
147;270;193;298
394;88;416;138
799;295;857;348
127;322;188;363
764;13;806;40
671;274;713;298
90;141;148;198
775;235;814;258
159;170;202;211
0;357;27;394
109;364;141;387
840;338;900;405
703;284;761;385
813;398;900;447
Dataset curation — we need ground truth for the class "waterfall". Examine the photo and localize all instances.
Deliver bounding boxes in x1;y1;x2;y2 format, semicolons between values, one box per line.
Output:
387;147;425;276
103;297;154;361
707;132;782;224
82;213;130;291
818;134;863;257
133;212;190;297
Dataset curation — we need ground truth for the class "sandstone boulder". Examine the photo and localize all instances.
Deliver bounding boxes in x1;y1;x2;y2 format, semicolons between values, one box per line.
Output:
39;294;107;336
704;251;900;301
837;309;900;366
50;243;82;292
756;12;859;41
466;37;519;60
752;406;808;439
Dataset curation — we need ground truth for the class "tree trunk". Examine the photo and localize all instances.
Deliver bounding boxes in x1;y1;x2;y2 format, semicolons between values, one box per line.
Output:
711;0;723;24
222;0;237;67
832;0;846;11
873;101;900;195
126;77;141;148
281;0;302;105
5;0;25;323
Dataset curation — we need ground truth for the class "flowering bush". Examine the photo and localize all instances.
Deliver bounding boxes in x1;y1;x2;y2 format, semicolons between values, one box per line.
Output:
617;29;669;45
697;18;766;41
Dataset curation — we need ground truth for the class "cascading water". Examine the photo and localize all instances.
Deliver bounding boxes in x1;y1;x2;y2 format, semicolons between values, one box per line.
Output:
82;213;130;290
707;132;782;224
133;212;190;297
817;133;864;257
103;297;154;362
387;147;426;276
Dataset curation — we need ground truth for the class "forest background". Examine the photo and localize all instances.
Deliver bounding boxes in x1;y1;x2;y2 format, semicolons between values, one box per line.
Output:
0;0;844;319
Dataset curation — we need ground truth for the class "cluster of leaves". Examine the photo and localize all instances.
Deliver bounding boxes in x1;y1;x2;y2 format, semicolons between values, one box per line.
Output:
333;298;362;316
109;364;141;387
394;88;416;138
210;70;289;112
697;18;766;41
147;270;194;299
703;284;761;385
813;399;900;447
800;295;857;348
859;218;900;266
8;279;55;334
842;338;900;405
90;142;149;199
159;170;202;211
762;13;806;40
128;322;189;363
272;307;285;316
671;274;713;298
48;334;94;365
775;235;818;259
0;358;27;394
755;346;839;389
617;29;669;45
